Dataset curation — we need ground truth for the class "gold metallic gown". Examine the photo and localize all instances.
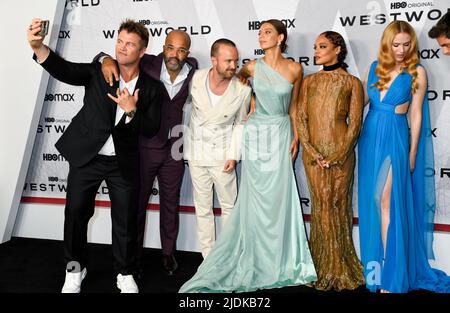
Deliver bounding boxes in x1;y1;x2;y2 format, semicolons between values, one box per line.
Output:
297;69;365;291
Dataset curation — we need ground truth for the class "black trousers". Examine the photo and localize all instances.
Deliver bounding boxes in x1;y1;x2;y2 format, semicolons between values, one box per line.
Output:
63;155;138;275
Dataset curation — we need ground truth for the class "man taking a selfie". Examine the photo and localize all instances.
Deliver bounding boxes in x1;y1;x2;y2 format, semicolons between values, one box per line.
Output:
27;18;162;293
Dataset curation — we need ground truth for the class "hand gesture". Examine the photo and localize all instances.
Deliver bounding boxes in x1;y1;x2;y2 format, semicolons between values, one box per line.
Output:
107;88;139;114
322;153;342;169
315;156;327;169
102;57;120;87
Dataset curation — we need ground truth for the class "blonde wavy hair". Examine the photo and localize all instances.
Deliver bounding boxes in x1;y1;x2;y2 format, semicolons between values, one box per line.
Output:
375;20;420;93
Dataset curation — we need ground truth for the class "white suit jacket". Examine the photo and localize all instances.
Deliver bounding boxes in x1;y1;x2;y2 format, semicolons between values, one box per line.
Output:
184;68;252;166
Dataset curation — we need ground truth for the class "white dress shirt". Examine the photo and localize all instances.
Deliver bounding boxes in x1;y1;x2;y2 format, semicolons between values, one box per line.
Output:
160;61;191;99
98;75;139;156
161;61;192;137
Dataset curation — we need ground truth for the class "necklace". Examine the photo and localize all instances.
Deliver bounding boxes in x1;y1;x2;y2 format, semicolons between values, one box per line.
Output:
323;62;342;71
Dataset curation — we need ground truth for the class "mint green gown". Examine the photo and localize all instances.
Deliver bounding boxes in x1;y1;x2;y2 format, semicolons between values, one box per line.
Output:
179;59;317;293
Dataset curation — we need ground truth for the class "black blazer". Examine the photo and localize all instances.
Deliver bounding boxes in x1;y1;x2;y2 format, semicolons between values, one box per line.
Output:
35;49;162;181
93;52;198;148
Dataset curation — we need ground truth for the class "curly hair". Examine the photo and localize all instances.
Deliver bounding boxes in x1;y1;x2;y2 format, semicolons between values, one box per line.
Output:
375;20;419;93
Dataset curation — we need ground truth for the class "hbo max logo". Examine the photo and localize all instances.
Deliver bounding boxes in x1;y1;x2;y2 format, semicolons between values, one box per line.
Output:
391;2;407;9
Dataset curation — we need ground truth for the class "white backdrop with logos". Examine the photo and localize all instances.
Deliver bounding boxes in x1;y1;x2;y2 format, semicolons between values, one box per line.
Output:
14;0;450;272
0;0;64;243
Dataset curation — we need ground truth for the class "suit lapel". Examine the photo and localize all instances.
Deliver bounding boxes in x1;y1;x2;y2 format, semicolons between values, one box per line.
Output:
171;62;194;101
135;72;145;93
155;56;175;100
215;78;238;109
134;73;146;110
145;54;162;81
204;76;240;121
107;79;120;123
199;69;213;109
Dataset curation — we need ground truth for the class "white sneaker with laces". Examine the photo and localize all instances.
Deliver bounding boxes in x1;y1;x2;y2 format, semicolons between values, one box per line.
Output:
61;268;87;293
116;274;139;293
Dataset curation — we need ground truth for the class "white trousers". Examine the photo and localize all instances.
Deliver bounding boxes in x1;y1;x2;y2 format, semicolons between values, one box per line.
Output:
188;163;237;258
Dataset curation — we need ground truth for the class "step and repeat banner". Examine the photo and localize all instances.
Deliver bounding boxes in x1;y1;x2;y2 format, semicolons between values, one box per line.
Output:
22;0;450;228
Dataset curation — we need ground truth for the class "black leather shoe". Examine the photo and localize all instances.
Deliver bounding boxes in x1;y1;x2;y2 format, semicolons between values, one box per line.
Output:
162;254;178;276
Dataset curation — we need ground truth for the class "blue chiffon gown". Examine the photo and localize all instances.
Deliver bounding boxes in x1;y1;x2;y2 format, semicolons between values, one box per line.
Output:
358;61;450;293
179;59;317;293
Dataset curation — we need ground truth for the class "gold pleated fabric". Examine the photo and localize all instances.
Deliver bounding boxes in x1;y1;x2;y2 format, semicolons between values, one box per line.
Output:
297;70;365;291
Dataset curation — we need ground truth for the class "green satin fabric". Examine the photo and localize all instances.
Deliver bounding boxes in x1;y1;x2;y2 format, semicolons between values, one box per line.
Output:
179;59;317;293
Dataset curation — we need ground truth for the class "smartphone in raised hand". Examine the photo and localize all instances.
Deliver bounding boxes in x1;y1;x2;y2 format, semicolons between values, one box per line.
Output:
38;20;49;36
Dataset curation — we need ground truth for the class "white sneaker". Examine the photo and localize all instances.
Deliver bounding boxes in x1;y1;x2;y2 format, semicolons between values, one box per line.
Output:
61;268;87;293
116;274;139;293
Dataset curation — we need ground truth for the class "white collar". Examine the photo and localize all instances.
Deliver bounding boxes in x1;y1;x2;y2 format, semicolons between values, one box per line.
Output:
160;61;191;85
120;74;139;87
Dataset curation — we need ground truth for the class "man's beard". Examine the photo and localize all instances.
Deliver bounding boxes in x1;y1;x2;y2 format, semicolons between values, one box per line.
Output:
220;69;235;79
164;56;185;72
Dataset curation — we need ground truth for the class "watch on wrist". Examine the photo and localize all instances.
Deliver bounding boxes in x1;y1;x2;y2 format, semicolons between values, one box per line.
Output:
124;109;136;118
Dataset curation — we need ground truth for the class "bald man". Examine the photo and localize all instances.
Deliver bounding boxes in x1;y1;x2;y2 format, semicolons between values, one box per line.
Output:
99;30;198;276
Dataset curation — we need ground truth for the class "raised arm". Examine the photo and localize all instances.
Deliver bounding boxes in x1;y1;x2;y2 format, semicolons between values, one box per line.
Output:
236;59;255;84
237;60;256;114
27;19;92;86
238;59;255;78
92;52;119;86
114;80;162;139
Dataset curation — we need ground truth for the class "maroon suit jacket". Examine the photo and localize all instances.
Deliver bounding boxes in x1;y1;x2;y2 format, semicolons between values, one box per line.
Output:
139;53;197;149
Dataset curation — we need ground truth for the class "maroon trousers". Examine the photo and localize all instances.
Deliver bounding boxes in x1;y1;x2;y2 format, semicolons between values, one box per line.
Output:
137;145;184;262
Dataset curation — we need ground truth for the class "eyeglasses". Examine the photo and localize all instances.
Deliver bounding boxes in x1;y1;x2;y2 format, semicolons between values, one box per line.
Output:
163;45;189;55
